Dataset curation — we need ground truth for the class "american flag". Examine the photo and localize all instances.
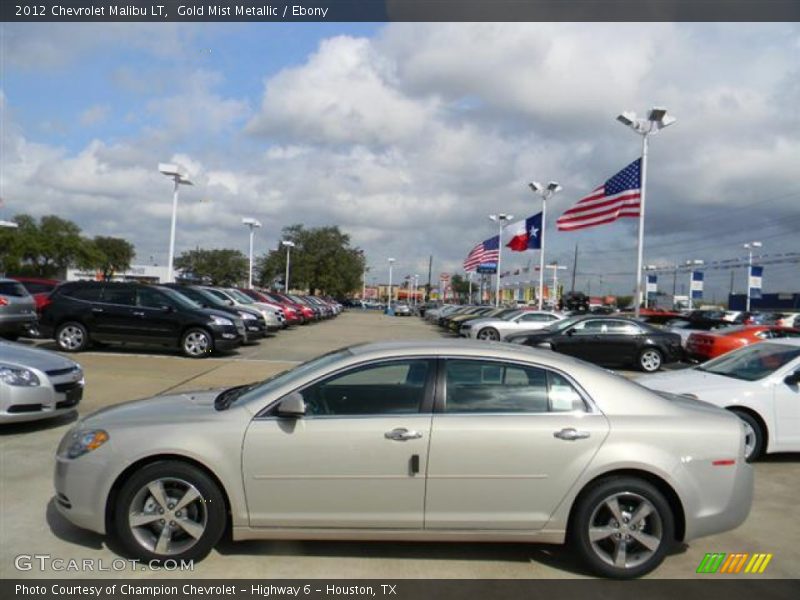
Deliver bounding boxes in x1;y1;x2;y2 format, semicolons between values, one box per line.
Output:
556;159;642;231
463;235;500;272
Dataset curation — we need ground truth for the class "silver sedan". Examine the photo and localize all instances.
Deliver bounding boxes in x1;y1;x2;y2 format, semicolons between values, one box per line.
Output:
54;340;751;578
461;310;564;340
1;341;84;423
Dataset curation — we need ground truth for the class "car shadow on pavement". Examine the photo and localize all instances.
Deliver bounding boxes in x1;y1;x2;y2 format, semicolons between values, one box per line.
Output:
760;452;800;463
46;498;106;551
215;539;594;576
0;411;78;435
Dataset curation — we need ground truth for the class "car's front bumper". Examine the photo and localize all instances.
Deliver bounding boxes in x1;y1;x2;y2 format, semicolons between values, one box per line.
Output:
54;450;115;535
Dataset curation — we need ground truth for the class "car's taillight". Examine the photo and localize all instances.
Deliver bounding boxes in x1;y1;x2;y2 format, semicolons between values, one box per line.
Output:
712;459;736;466
0;296;8;306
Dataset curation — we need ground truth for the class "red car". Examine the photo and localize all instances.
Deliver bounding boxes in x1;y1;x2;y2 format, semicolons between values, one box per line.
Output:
238;288;302;325
10;277;61;312
686;325;800;361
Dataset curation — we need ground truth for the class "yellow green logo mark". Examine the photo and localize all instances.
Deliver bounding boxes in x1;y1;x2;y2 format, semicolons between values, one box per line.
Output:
697;553;772;574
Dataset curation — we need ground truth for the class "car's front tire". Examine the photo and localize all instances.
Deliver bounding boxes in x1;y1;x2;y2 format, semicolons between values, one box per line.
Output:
570;476;675;579
730;409;765;462
181;328;213;358
113;461;227;562
56;322;90;352
638;347;663;372
477;327;500;341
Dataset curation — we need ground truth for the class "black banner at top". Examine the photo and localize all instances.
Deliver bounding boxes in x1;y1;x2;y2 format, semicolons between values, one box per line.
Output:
2;0;800;23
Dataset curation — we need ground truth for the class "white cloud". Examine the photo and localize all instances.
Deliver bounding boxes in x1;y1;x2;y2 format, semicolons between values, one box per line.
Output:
79;105;110;126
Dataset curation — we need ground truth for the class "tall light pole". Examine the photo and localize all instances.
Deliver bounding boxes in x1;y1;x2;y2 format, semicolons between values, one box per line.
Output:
413;274;419;307
387;258;396;311
547;263;568;309
489;213;514;307
281;240;295;293
529;181;562;310
362;266;369;300
744;241;762;312
686;259;704;310
616;107;676;318
159;163;193;283
242;218;262;289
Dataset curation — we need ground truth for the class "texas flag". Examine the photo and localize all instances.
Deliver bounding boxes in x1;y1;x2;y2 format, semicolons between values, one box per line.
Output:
503;212;543;252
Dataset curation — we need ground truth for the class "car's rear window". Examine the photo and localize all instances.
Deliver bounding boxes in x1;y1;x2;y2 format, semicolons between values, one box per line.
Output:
0;281;30;297
19;281;57;294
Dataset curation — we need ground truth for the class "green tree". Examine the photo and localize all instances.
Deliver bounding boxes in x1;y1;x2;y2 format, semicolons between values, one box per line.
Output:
82;236;136;280
0;214;92;277
450;274;472;301
174;248;248;285
256;224;365;296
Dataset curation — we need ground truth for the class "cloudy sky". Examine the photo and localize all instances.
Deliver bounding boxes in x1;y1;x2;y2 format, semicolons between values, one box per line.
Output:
1;22;798;299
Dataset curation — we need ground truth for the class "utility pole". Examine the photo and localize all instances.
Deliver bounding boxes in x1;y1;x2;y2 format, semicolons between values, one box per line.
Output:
426;255;433;302
571;243;578;293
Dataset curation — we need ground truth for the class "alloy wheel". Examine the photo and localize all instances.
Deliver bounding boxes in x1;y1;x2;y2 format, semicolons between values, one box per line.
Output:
640;349;662;372
587;491;664;570
128;478;208;556
58;326;84;350
184;331;210;356
741;419;757;461
478;328;499;341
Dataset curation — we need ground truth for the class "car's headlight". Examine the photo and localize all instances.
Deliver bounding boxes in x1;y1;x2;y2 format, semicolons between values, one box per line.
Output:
0;366;40;386
63;429;109;459
209;315;234;326
238;311;257;320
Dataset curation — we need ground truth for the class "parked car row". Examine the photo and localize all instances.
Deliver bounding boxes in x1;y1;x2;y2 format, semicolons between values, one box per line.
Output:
21;280;342;358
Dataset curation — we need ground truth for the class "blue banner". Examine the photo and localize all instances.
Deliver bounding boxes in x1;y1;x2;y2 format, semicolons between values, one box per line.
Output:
749;265;763;299
690;271;704;300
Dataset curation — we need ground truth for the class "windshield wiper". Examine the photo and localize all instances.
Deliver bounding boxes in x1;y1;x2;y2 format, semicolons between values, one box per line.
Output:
214;384;255;411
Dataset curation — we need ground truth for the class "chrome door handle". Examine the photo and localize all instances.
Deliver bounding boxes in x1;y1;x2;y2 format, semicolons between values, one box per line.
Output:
554;428;590;441
385;428;423;441
91;307;104;313
132;311;145;317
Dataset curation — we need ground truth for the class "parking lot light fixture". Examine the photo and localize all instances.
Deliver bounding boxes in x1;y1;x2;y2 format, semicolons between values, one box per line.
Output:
489;213;514;307
242;218;262;289
744;241;762;311
281;240;295;293
159;163;194;283
387;258;396;310
529;180;562;310
616;107;676;318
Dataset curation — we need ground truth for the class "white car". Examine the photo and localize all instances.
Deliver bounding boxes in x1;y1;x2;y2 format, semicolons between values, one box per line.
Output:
461;310;564;341
638;339;800;461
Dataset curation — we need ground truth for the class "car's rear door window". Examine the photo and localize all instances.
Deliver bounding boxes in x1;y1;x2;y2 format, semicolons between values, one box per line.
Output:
444;359;587;414
102;286;136;306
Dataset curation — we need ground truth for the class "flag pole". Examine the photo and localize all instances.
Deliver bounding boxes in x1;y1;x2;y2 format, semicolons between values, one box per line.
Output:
495;221;503;307
635;134;648;319
538;196;547;310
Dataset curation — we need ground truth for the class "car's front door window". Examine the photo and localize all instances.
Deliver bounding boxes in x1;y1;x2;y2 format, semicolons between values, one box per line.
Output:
300;359;431;416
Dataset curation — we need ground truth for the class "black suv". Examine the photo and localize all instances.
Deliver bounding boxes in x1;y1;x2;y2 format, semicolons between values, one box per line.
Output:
161;283;268;341
40;281;245;358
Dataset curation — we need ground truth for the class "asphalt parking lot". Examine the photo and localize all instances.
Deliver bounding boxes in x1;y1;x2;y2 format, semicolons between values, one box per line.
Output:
1;310;798;579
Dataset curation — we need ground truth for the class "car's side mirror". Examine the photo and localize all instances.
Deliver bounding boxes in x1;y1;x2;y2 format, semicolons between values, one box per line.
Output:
227;299;235;306
566;329;575;336
276;393;306;418
784;370;800;386
161;305;175;313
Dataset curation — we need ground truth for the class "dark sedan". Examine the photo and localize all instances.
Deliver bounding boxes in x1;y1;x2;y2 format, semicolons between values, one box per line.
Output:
507;315;683;372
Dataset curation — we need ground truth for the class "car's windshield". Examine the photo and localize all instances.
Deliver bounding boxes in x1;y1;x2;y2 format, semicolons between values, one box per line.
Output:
226;289;255;304
158;287;203;310
223;348;354;409
696;343;800;381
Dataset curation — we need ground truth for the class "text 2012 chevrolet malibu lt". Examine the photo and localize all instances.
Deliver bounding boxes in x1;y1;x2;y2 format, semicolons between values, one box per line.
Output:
54;341;752;578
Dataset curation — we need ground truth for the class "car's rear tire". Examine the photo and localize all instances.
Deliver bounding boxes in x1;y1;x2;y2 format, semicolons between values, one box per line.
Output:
113;461;226;563
570;476;675;579
56;322;90;352
730;409;765;462
477;328;500;341
638;348;663;372
2;333;19;341
181;328;213;358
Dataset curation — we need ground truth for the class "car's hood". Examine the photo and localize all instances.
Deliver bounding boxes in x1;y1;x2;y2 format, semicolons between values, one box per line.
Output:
636;368;749;396
0;341;79;372
81;389;225;427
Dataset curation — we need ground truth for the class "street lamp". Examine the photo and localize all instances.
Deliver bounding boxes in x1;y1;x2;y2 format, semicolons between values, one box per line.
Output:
387;258;396;311
412;274;419;307
685;259;704;310
159;163;193;283
281;240;296;293
489;213;514;307
744;241;762;311
242;218;262;289
529;181;562;310
616;107;676;318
